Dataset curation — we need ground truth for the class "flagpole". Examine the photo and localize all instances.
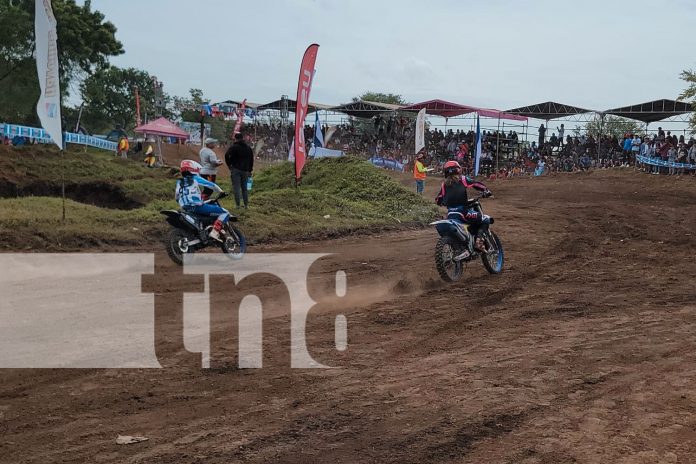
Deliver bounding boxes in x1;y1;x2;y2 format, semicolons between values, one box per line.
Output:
61;145;66;222
496;115;501;173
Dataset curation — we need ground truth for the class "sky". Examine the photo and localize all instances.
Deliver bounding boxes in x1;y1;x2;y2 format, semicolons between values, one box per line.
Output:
85;0;695;128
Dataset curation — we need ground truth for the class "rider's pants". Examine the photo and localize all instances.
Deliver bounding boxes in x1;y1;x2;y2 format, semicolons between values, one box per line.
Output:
447;206;491;238
186;204;230;224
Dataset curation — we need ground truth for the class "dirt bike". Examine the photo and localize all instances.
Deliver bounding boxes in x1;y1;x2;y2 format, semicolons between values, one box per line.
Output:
430;194;504;282
160;192;247;265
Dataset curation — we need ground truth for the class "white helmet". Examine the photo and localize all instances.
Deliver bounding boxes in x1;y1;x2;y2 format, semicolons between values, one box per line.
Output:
180;159;202;175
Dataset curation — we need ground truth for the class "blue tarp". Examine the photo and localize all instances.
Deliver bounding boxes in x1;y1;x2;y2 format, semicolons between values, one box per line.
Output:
637;155;696;169
369;157;404;172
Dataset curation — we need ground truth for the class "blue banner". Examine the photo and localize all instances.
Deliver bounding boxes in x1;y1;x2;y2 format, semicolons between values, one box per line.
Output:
637;155;696;169
1;123;117;152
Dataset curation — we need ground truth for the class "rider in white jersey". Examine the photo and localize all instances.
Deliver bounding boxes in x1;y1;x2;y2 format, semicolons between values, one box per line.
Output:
175;160;229;241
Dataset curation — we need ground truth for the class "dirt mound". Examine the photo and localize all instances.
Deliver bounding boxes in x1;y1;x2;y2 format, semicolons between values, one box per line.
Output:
0;179;143;209
0;144;176;209
2;170;696;462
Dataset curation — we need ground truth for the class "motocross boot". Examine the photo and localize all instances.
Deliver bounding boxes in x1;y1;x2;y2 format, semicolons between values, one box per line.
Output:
209;220;223;242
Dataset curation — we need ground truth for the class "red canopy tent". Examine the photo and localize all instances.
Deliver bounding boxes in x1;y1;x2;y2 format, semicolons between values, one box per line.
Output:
400;99;527;121
134;117;190;139
400;99;528;171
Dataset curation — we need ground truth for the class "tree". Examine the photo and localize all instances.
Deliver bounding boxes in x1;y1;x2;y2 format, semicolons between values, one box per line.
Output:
679;68;696;133
577;114;643;139
0;0;123;124
172;88;206;122
171;88;235;143
352;92;409;105
79;66;159;133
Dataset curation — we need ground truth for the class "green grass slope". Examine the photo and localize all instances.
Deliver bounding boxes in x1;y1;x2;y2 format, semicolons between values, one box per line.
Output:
0;147;438;250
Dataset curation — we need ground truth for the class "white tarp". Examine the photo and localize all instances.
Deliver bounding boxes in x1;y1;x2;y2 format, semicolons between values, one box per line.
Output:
309;146;344;159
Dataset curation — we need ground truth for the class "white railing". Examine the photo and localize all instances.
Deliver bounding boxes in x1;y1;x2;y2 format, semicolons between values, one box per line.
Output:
1;123;118;152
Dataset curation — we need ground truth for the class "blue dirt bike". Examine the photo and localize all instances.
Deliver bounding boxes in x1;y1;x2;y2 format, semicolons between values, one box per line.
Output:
430;194;504;282
161;192;247;265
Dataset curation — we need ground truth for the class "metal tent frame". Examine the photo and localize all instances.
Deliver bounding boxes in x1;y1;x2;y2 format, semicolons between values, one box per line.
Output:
328;100;404;118
603;99;693;123
505;101;594;120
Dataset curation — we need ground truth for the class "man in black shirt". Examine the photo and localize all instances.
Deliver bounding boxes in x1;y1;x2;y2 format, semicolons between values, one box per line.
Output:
225;132;254;208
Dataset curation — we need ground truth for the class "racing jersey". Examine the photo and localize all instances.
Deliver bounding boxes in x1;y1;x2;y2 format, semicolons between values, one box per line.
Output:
175;175;222;208
435;176;487;208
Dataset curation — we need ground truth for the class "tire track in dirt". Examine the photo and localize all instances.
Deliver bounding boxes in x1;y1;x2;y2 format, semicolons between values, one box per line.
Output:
2;171;696;463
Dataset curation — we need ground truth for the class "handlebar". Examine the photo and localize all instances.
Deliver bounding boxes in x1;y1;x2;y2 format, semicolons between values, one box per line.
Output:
471;191;493;202
204;191;227;204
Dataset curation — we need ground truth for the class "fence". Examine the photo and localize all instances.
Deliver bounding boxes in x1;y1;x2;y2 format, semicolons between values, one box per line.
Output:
1;123;118;152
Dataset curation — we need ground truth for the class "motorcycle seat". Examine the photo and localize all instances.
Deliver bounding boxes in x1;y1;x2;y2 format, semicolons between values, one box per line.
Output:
182;211;216;226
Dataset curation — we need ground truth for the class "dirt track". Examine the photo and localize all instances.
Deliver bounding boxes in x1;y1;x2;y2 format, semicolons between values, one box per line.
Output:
2;170;696;463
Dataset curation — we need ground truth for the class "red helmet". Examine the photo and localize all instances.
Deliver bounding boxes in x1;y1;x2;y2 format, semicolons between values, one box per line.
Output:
180;159;202;175
443;160;462;176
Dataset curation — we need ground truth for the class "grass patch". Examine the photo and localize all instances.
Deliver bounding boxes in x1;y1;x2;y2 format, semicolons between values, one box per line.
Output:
0;149;438;250
0;144;173;183
0;197;164;249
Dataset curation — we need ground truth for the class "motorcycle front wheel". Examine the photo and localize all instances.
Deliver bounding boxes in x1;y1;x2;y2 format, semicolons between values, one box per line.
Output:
481;231;504;274
435;236;464;282
221;224;247;260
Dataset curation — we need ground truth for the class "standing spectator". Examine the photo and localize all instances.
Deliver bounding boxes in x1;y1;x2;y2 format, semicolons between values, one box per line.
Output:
557;124;565;146
676;143;688;176
117;136;129;159
688;143;696;176
667;145;677;176
647;141;660;175
199;138;223;197
622;135;633;165
631;134;641;166
225;132;254;209
657;127;665;142
413;151;427;194
639;138;649;171
538;124;546;148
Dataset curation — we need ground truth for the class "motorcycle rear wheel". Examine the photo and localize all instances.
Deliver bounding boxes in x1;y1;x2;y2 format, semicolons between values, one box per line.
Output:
167;228;194;266
435;236;464;282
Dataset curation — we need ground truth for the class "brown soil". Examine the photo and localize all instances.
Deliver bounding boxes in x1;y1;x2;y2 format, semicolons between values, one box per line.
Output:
2;170;696;463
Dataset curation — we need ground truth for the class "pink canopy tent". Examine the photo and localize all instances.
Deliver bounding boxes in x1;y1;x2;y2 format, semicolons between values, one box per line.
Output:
134;117;190;139
400;99;528;121
134;117;189;165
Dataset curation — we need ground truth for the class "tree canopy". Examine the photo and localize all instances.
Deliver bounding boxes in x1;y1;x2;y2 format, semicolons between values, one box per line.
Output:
353;92;409;106
679;69;696;133
0;0;123;124
577;114;643;139
79;66;159;133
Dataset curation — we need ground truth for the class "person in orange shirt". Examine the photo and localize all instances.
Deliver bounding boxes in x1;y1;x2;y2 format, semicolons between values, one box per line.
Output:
117;136;129;159
413;151;427;194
